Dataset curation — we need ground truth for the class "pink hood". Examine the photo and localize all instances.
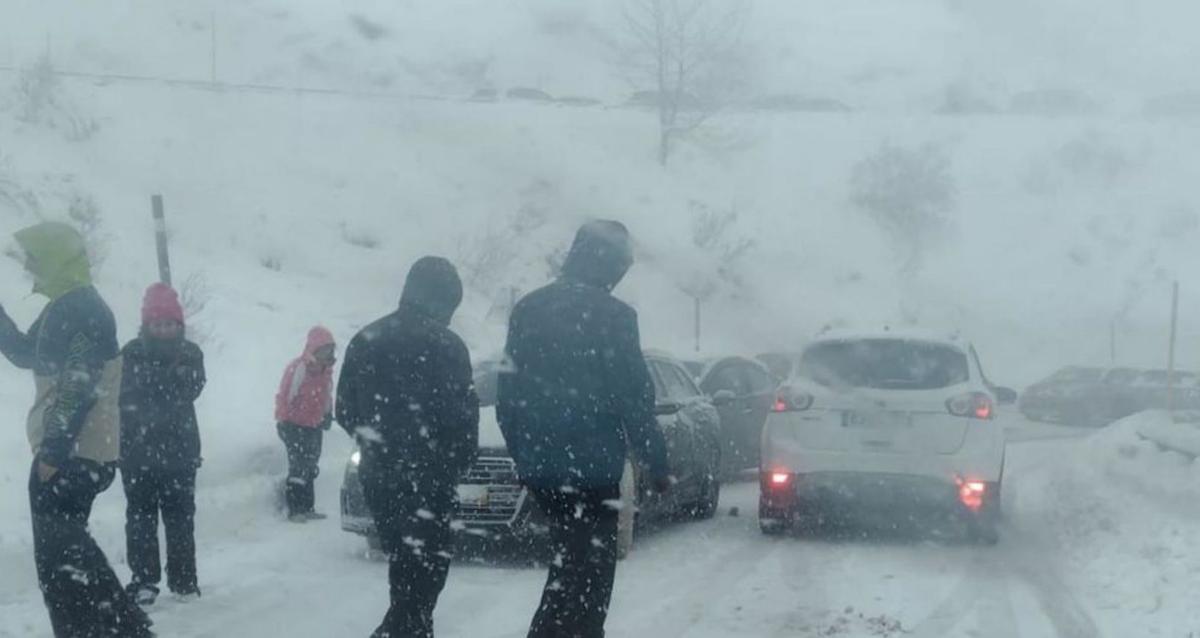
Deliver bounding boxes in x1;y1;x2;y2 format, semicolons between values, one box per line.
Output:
275;326;336;428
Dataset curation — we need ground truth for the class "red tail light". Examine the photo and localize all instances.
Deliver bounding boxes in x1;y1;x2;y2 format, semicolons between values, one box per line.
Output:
772;387;814;413
770;472;791;486
946;392;994;420
957;478;987;512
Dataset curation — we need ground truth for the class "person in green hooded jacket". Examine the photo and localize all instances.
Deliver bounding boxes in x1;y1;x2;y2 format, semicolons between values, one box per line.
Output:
0;222;154;638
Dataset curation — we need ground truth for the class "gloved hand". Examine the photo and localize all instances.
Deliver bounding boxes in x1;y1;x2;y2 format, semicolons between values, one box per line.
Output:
320;415;334;431
652;474;675;495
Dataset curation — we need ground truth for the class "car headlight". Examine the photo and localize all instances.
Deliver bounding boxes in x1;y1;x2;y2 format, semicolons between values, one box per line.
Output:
350;450;362;466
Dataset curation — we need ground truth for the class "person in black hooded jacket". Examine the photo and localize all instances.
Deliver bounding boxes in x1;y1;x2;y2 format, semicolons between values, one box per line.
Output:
497;220;671;638
336;256;479;638
119;283;206;605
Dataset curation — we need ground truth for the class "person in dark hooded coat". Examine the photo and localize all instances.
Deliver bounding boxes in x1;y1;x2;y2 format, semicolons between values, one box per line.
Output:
497;220;671;638
336;256;479;638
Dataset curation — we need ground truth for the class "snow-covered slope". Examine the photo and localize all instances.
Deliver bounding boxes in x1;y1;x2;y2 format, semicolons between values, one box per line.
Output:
1;2;1200;635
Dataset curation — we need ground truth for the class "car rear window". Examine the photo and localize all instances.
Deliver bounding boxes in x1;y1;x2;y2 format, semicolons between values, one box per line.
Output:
799;339;970;390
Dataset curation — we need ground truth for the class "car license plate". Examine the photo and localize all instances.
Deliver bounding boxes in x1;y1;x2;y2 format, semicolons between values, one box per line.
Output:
843;411;911;429
456;485;489;506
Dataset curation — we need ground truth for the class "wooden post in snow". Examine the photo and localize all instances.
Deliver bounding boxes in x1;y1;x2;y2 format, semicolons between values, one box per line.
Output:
152;195;172;286
1167;281;1180;415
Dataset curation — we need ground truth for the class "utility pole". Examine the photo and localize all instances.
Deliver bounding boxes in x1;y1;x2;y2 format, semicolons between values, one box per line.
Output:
210;10;218;86
1166;281;1180;414
693;295;702;353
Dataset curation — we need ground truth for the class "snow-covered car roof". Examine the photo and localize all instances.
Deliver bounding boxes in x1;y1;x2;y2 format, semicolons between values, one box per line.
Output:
807;329;967;349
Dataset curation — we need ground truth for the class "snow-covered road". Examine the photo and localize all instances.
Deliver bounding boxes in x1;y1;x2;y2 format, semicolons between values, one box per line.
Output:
0;416;1185;637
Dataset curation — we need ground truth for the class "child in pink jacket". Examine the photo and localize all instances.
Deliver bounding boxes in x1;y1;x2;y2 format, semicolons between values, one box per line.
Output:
275;326;336;522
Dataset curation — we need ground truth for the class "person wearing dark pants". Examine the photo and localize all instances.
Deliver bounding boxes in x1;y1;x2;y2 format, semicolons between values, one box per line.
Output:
120;282;207;605
274;326;337;521
30;459;152;637
526;486;622;637
338;257;479;638
1;222;153;637
498;221;672;638
276;421;325;517
123;470;198;598
358;470;455;638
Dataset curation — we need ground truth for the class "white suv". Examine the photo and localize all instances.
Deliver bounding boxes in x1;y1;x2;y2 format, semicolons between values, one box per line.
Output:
759;332;1009;543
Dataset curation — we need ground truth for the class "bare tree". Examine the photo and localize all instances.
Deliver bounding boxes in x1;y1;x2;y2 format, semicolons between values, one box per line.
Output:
619;0;749;166
850;142;956;275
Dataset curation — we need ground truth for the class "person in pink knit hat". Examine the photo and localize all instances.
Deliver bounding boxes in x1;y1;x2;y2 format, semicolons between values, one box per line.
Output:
119;282;206;606
275;326;337;522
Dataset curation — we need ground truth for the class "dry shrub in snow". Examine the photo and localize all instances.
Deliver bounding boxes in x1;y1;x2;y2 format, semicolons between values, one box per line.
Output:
850;142;956;275
12;54;99;141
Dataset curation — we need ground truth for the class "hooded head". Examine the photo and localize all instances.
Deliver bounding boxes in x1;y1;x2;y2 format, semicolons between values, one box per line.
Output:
559;220;634;292
399;256;463;327
14;222;92;299
302;326;336;367
142;282;185;327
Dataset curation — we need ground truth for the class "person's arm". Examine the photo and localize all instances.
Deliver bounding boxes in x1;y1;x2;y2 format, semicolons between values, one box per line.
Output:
40;326;108;468
335;333;368;439
438;334;480;477
168;343;206;404
495;307;524;462
611;306;670;483
0;304;36;370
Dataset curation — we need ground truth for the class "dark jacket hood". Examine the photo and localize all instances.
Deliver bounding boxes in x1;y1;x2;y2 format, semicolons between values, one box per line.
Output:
559;220;633;292
399;256;463;326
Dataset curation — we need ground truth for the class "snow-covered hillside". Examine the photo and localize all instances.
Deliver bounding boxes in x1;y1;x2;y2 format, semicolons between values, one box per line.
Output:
2;1;1200;636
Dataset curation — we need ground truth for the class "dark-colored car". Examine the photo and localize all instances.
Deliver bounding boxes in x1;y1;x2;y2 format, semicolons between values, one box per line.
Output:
1019;366;1107;425
340;351;723;558
755;351;803;384
1019;366;1196;427
689;356;777;477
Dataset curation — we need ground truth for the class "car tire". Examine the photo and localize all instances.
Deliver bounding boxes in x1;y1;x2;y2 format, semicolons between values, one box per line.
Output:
692;472;721;520
760;518;787;536
691;442;722;520
367;534;384;553
966;517;999;546
617;460;637;560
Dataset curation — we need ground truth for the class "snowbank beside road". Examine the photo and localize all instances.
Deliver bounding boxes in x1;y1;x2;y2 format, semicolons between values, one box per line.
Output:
1013;414;1200;636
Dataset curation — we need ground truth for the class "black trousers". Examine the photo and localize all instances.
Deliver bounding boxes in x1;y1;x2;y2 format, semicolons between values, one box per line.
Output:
122;467;198;594
29;458;152;638
527;485;622;638
277;422;323;516
361;465;454;638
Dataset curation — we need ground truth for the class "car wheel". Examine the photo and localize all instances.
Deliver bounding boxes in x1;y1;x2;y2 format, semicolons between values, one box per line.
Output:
617;460;637;560
692;472;721;520
692;444;723;520
760;517;787;535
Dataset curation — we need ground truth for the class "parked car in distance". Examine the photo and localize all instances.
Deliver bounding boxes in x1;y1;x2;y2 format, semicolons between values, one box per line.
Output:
760;332;1012;544
341;351;724;559
1020;366;1198;427
1019;366;1107;425
756;351;803;383
687;356;778;477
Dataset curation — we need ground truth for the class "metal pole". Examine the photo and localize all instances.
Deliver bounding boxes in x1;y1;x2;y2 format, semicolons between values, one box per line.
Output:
693;295;701;353
210;11;217;85
152;195;172;286
1166;281;1179;414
